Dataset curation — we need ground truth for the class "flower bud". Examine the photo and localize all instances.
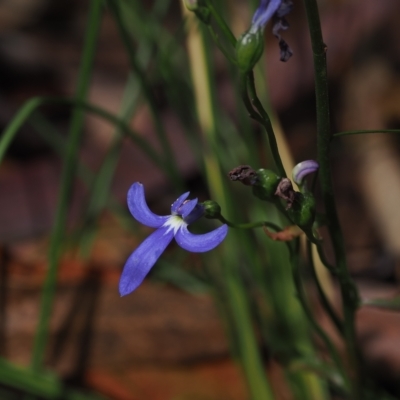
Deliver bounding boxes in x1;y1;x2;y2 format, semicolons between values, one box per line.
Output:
252;169;281;201
292;160;319;187
236;30;264;72
202;200;222;219
287;192;316;231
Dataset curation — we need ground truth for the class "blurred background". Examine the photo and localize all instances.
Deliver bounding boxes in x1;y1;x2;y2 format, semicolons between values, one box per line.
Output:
1;0;400;399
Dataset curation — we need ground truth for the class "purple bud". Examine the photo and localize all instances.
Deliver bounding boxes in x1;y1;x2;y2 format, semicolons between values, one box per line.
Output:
292;160;319;186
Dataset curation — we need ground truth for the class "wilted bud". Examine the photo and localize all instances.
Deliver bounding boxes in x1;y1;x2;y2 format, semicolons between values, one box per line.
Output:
228;165;257;185
202;200;222;219
252;169;281;201
236;30;264;72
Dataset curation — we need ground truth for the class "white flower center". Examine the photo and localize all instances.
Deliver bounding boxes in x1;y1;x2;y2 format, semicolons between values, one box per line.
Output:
163;215;187;235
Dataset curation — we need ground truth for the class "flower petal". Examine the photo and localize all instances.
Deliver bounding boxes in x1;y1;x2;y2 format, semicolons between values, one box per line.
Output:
292;160;319;186
127;182;169;228
179;198;198;218
171;191;190;214
184;203;204;224
175;224;228;253
252;0;281;30
119;226;174;296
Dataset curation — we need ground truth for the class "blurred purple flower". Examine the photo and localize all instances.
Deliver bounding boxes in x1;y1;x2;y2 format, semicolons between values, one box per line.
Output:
119;182;228;296
250;0;293;61
292;160;319;186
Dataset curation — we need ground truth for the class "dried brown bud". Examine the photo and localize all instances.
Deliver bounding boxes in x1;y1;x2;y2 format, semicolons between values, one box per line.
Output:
275;178;296;209
228;165;257;186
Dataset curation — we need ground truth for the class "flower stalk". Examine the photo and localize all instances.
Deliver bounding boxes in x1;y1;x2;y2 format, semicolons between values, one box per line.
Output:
303;0;361;397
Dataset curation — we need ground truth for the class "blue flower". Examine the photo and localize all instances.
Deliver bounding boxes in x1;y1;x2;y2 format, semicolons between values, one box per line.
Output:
250;0;293;62
119;182;228;296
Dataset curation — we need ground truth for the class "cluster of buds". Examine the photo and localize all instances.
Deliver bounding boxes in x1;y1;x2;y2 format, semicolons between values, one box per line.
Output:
229;161;319;231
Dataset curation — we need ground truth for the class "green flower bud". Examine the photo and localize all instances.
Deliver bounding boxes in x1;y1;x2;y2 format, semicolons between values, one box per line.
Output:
287;192;316;230
236;30;264;73
252;169;281;201
202;200;222;219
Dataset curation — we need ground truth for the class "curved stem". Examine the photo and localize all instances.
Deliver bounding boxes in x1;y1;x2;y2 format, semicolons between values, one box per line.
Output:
246;72;286;177
239;73;286;177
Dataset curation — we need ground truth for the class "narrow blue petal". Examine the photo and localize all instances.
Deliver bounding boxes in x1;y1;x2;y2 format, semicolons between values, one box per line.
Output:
252;0;281;30
252;0;270;24
184;203;204;225
171;191;190;214
119;226;174;296
175;224;228;253
127;182;169;228
179;198;198;218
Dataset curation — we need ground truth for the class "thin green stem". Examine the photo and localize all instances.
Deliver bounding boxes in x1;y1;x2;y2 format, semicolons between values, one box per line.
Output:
217;215;282;230
245;72;286;177
239;74;263;163
204;0;237;47
291;242;350;392
362;297;400;311
333;129;400;138
182;5;273;398
307;240;344;336
225;270;275;400
30;0;103;371
303;0;361;397
207;25;237;63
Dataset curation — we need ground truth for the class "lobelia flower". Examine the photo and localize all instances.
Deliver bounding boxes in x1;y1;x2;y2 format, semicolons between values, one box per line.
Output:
250;0;293;62
119;182;228;296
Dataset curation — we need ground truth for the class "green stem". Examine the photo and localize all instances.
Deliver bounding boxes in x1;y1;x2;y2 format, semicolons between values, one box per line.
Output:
217;215;282;230
333;129;400;138
182;5;273;398
291;242;349;392
225;271;275;400
307;241;343;336
303;0;361;397
204;0;237;46
245;72;286;177
206;25;237;63
30;0;103;371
